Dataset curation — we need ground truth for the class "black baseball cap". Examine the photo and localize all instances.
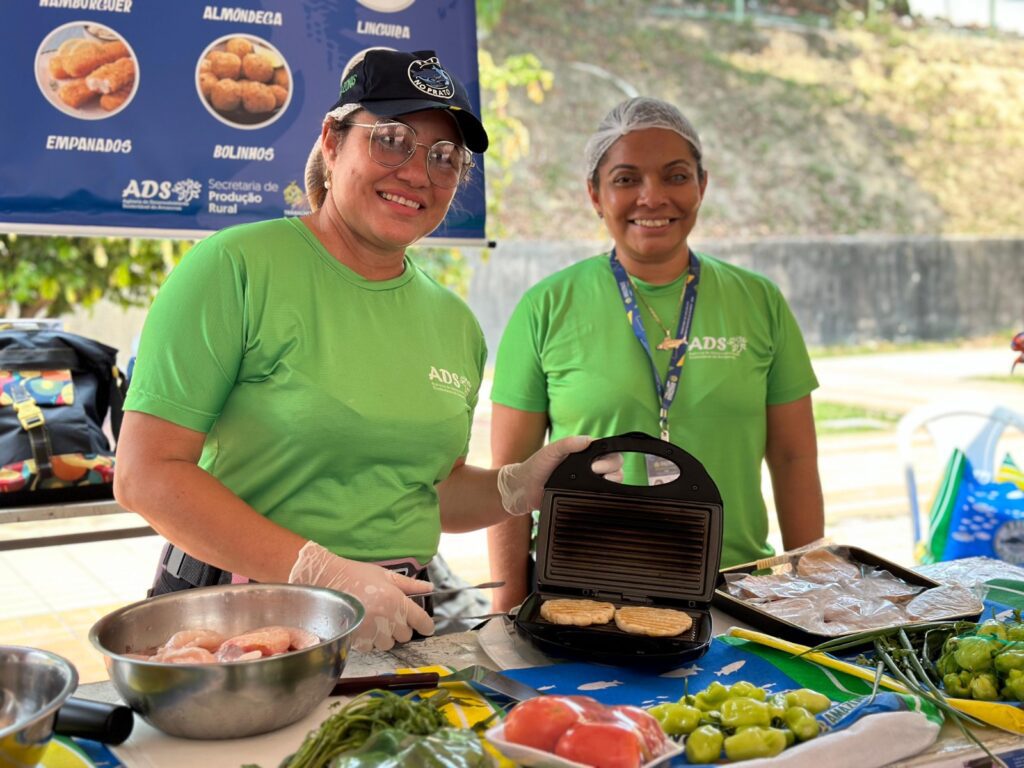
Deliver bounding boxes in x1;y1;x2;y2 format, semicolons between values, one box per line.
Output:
329;48;489;153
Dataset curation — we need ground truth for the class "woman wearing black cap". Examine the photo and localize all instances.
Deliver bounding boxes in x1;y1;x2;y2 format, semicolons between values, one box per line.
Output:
114;48;608;653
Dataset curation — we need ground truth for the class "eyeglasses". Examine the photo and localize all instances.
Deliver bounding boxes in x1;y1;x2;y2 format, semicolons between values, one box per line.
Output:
349;120;474;189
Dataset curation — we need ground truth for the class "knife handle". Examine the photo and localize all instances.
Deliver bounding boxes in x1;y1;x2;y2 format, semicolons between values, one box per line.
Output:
330;672;441;697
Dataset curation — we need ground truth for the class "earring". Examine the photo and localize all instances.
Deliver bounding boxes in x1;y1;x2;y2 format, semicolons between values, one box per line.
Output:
324;171;332;191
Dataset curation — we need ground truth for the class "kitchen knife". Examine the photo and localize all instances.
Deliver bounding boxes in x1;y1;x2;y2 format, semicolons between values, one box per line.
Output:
452;665;541;702
330;671;441;696
412;580;505;600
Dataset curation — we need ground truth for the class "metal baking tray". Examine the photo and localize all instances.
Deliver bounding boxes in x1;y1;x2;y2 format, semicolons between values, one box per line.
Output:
713;545;984;648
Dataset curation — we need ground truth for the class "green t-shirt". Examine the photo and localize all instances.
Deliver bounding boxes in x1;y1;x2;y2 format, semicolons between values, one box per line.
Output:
491;252;818;568
125;217;486;564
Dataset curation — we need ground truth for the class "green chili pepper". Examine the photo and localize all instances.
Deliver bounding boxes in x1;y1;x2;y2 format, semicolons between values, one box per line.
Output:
977;620;1008;641
728;681;767;701
994;649;1024;674
954;636;995;672
723;726;787;761
685;725;724;764
1007;623;1024;642
783;706;820;742
720;697;771;729
970;672;1001;701
935;651;961;677
694;681;730;711
1002;673;1024;701
943;672;971;698
647;702;702;736
783;689;831;715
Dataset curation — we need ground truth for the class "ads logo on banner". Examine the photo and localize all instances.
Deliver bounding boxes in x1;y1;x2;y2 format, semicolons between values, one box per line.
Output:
121;179;202;212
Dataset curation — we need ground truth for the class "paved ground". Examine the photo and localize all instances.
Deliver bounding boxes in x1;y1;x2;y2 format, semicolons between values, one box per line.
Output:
1;342;1021;682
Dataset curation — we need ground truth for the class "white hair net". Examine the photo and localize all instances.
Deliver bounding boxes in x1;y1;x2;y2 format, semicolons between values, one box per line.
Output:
583;97;703;183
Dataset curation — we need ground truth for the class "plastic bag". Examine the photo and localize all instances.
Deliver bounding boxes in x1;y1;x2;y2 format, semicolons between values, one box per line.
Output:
923;450;1024;564
328;727;491;768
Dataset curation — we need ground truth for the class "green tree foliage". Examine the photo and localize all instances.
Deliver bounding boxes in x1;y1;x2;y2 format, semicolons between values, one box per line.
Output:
413;0;553;293
0;234;189;318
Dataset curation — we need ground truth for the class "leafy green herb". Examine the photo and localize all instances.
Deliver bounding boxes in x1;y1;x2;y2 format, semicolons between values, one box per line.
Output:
282;689;449;768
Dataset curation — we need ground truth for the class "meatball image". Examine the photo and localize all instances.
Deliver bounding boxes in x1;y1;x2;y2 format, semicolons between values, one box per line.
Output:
209;78;241;111
269;84;288;108
241;53;274;83
198;71;218;98
224;36;253;58
240;80;275;113
207;50;241;80
196;34;290;128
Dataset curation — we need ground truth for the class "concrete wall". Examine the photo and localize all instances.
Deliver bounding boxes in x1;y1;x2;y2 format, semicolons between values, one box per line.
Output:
467;236;1024;354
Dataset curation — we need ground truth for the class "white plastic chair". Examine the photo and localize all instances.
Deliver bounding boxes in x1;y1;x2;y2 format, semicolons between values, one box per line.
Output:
897;402;1024;550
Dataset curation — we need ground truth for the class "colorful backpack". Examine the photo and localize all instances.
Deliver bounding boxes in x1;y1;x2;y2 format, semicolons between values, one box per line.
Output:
0;327;127;506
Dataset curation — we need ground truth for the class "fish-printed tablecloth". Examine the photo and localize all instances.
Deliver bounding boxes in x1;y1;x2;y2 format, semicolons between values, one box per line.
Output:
497;636;943;767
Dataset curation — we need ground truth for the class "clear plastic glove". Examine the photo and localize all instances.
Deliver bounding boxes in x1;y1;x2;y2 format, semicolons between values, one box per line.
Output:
288;541;434;652
497;435;625;517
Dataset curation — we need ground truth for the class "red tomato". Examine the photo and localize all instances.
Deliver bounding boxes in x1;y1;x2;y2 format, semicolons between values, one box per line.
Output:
503;696;587;752
610;704;667;759
562;694;605;715
555;721;644;768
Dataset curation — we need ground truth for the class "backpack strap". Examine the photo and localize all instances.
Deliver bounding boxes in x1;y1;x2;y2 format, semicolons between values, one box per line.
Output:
109;364;128;441
8;382;55;486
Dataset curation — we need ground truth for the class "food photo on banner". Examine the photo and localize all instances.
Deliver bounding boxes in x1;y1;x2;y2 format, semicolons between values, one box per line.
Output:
0;0;487;244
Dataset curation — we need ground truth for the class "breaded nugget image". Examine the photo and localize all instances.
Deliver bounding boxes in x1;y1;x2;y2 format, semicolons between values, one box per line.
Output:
48;56;70;79
58;78;99;109
241;52;274;83
64;40;127;78
198;71;218;99
272;68;289;88
199;57;212;73
57;38;89;58
99;86;131;111
539;598;615;626
225;36;253;58
209;78;242;111
269;84;288;108
85;56;135;95
240;80;276;114
207;50;241;80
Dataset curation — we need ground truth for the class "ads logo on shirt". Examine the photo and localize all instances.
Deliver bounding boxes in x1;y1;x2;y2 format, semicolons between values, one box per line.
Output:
688;336;748;359
428;366;472;398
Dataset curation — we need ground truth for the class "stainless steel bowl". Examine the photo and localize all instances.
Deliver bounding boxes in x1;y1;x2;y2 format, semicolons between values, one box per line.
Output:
0;646;78;767
89;583;363;739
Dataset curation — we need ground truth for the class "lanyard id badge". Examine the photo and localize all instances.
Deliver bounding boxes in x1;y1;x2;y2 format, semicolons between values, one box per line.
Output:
609;249;700;482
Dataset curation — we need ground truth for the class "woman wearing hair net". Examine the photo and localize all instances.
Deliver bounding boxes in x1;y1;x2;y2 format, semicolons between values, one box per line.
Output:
114;47;611;653
487;96;825;612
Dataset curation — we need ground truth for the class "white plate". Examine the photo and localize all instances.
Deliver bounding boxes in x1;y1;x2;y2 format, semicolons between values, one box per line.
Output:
485;721;683;768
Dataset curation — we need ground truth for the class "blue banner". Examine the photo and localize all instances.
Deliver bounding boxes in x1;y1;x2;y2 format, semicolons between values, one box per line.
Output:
0;1;487;244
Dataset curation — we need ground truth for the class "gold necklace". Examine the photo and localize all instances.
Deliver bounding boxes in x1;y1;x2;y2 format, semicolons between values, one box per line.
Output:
629;275;688;351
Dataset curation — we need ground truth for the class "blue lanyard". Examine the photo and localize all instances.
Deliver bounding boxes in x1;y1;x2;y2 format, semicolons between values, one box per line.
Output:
609;248;700;441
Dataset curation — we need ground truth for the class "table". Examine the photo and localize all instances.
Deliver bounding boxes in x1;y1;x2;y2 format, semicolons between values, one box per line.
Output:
72;618;1020;767
0;498;154;551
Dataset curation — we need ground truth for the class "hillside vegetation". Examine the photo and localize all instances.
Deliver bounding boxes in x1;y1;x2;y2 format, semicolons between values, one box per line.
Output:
485;1;1024;240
